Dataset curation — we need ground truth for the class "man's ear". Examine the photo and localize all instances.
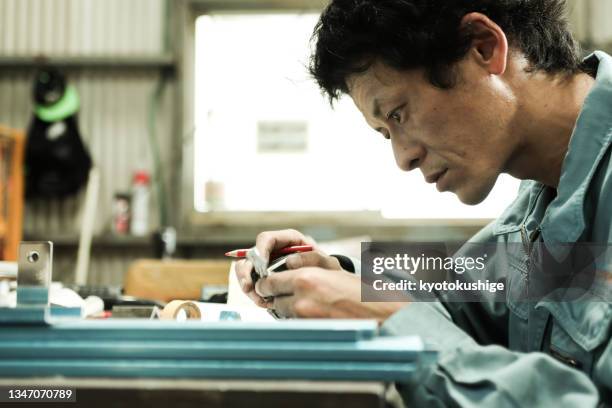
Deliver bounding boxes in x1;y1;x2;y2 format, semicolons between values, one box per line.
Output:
460;12;508;75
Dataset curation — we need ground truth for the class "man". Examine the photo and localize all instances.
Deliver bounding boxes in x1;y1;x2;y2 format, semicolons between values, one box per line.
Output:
236;0;611;405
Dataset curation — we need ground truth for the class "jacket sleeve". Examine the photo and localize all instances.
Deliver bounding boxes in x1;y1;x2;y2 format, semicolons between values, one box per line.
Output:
381;302;601;407
595;338;612;402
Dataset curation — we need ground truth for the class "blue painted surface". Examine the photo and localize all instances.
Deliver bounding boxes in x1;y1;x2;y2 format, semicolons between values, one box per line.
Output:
0;308;427;381
16;286;49;305
0;306;48;324
0;318;378;341
0;337;422;362
0;360;418;381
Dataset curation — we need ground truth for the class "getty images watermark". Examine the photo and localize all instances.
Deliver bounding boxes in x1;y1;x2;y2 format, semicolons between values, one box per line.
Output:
360;242;612;303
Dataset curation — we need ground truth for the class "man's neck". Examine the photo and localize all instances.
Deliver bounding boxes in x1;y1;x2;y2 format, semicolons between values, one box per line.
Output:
506;71;595;188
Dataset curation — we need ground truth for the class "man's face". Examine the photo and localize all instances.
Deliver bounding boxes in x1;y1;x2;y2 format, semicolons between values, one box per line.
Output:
347;59;517;205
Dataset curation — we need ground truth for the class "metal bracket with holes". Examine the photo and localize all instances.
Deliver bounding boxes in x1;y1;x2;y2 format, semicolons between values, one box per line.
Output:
16;242;53;306
0;242;54;324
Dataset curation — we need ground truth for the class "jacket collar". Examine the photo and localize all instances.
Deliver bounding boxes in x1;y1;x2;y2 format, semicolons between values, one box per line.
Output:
495;51;612;243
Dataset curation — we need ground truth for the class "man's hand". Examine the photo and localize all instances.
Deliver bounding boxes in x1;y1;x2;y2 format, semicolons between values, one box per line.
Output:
235;228;407;321
235;229;339;307
255;267;405;323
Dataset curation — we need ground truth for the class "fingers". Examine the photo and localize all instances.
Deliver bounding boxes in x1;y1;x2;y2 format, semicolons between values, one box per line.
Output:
285;251;341;270
255;269;300;298
255;229;314;262
256;268;356;319
236;229;316;306
271;295;296;318
235;259;268;305
272;295;327;318
235;259;253;291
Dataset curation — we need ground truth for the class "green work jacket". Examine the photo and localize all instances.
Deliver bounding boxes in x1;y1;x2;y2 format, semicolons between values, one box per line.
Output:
382;51;612;407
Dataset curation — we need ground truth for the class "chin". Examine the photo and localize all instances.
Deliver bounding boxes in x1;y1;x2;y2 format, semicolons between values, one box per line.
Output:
455;184;492;205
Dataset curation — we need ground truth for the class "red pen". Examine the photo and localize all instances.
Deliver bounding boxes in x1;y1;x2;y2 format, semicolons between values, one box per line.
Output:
225;244;314;258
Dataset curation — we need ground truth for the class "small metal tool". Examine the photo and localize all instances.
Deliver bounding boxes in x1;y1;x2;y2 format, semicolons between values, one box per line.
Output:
247;247;269;279
17;242;53;306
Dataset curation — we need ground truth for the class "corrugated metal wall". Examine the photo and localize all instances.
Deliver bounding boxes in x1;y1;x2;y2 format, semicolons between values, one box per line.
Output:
0;0;173;284
1;0;164;55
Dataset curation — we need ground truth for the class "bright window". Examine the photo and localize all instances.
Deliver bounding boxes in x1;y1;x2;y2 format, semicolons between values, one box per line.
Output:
193;13;520;218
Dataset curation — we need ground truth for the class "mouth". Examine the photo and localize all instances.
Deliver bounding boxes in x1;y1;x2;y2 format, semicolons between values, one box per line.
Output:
425;168;448;184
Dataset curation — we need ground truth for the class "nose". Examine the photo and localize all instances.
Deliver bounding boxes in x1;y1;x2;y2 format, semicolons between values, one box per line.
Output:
391;137;425;172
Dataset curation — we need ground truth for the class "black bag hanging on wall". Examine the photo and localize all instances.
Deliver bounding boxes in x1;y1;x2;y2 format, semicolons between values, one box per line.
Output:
25;67;92;199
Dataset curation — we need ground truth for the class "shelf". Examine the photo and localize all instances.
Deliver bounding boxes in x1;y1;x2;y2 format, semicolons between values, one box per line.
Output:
0;54;176;71
23;234;151;248
21;233;251;249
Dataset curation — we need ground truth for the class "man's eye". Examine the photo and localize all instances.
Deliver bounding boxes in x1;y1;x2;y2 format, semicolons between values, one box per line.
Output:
388;110;401;123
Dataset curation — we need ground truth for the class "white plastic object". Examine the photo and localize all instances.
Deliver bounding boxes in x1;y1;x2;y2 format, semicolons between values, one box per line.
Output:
130;170;151;236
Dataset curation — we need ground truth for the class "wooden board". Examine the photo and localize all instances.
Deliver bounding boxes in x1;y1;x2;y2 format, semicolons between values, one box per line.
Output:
124;259;232;302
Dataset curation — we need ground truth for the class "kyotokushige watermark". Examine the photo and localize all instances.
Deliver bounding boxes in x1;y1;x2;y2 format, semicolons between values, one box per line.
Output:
360;242;612;303
371;279;505;294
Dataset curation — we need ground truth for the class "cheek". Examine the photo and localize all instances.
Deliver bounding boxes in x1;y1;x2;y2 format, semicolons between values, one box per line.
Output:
413;115;471;159
426;104;503;161
412;103;462;147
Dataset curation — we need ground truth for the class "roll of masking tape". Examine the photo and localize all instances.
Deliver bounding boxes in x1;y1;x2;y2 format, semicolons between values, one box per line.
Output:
160;300;202;321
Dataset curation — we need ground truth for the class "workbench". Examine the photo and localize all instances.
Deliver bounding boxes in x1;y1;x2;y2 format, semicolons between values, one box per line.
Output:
0;378;398;408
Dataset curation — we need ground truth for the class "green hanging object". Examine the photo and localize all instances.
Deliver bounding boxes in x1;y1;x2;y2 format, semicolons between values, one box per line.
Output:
26;67;92;199
34;84;80;122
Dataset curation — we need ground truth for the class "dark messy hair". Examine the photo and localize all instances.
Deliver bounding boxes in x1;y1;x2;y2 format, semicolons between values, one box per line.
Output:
309;0;583;103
